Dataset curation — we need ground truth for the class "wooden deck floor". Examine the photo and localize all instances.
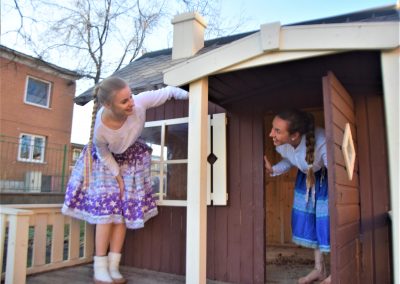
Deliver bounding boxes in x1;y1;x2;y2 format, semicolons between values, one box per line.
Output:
26;265;230;284
26;246;318;284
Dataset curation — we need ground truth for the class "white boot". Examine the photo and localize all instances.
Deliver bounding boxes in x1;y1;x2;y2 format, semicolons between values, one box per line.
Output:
93;256;113;284
108;252;127;283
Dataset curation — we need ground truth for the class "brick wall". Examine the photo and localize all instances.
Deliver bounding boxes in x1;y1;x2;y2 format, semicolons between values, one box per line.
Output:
0;56;77;192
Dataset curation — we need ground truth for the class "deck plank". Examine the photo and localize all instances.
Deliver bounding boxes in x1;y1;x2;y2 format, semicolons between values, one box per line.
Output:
26;264;231;284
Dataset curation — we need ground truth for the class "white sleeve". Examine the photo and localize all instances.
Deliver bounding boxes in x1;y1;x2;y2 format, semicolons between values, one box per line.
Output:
271;158;292;176
136;86;189;109
94;135;120;177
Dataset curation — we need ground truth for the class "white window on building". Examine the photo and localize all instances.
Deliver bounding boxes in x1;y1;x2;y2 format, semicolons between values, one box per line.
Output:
142;113;227;207
18;133;46;163
24;76;51;108
72;148;82;162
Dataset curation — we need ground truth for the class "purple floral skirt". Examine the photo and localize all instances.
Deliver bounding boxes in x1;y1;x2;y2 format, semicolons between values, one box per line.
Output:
62;140;158;229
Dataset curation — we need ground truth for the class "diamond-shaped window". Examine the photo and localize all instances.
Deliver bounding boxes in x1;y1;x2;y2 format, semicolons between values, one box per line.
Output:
342;123;356;180
207;153;218;165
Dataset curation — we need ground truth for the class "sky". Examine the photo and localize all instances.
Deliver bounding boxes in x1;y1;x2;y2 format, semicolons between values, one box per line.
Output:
1;0;397;144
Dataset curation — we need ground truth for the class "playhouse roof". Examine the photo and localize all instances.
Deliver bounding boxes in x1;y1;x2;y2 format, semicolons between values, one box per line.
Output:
74;4;399;106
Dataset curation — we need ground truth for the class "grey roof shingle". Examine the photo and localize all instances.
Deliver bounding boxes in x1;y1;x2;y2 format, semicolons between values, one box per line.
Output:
74;4;399;106
74;31;255;105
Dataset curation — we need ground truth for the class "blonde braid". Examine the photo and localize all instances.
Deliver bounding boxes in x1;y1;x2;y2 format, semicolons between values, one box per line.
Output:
83;85;100;188
88;86;100;149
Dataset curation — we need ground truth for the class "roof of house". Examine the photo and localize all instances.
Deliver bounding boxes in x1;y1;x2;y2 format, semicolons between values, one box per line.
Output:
0;45;82;80
74;4;399;106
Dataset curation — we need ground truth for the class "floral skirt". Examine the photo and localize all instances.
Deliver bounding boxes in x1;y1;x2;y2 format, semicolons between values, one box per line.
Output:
62;140;158;229
291;168;330;252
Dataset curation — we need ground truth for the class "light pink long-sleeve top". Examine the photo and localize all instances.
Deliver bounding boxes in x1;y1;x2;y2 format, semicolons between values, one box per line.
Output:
93;86;188;176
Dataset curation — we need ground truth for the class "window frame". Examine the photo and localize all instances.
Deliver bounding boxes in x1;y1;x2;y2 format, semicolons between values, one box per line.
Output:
17;133;46;163
24;76;52;108
72;148;82;162
144;113;228;207
145;117;188;207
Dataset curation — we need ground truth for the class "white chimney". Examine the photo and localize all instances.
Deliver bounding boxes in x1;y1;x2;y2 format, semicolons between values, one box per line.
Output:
171;12;207;60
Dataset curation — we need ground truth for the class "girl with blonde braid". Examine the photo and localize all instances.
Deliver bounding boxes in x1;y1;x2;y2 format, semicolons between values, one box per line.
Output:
62;77;188;284
264;109;331;284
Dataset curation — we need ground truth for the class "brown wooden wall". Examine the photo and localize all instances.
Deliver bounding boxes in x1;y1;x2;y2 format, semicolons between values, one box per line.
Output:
122;99;189;275
122;99;266;283
121;52;392;284
355;90;392;283
323;71;392;283
323;72;361;283
207;104;265;283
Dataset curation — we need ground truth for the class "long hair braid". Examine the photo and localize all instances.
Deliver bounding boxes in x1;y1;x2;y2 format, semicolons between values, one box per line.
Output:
304;112;316;191
276;109;316;202
83;85;100;189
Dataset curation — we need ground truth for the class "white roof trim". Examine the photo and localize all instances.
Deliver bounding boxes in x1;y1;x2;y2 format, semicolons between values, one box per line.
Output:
164;21;400;86
280;22;399;50
221;50;338;73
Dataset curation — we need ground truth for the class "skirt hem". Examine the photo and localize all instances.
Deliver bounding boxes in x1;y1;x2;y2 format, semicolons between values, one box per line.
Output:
62;205;158;230
292;236;331;253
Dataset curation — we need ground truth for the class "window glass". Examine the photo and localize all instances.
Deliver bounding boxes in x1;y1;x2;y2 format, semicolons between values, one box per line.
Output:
72;149;81;161
20;135;30;159
164;163;187;200
143;120;188;205
26;77;50;107
33;137;44;161
18;134;45;162
150;163;166;197
141;126;164;161
165;123;188;160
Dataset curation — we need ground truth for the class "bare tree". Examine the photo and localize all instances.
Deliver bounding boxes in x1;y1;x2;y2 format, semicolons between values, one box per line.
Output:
175;0;247;38
2;0;247;84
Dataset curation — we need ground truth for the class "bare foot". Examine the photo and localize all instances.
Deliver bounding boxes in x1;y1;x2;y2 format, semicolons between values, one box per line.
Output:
320;275;331;284
298;268;326;284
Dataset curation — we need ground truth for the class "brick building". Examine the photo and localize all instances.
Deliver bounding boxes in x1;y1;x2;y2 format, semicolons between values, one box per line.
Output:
0;45;81;193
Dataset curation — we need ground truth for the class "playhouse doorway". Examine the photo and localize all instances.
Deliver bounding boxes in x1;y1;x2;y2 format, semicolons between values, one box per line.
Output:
264;109;329;283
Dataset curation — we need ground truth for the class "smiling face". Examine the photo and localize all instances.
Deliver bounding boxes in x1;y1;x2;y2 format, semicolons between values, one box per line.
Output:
269;116;300;146
106;85;134;118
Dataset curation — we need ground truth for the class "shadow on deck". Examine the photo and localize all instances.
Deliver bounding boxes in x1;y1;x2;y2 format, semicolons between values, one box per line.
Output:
26;246;318;284
26;264;231;284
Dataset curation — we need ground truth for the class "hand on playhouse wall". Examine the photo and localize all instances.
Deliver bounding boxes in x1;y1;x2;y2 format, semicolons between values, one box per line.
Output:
168;86;189;100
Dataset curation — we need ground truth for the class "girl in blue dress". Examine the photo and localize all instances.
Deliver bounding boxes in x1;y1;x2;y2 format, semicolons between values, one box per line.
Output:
264;109;331;284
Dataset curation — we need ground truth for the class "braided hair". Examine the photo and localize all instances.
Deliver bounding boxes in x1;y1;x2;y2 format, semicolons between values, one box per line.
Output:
83;77;128;188
276;109;316;190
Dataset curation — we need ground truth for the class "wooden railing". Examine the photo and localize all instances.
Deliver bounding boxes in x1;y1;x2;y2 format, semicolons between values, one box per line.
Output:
0;204;94;284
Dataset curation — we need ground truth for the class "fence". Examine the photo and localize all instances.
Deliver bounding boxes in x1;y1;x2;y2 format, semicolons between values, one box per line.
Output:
0;204;94;284
0;135;75;193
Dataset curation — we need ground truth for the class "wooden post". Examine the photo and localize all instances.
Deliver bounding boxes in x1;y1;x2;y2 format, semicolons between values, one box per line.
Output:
32;214;47;267
381;48;400;284
0;213;7;276
186;78;208;284
84;222;95;258
68;217;81;260
5;212;32;284
51;213;65;263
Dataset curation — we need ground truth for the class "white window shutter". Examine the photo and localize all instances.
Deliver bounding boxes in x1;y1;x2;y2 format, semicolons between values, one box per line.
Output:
207;115;212;205
207;113;228;206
